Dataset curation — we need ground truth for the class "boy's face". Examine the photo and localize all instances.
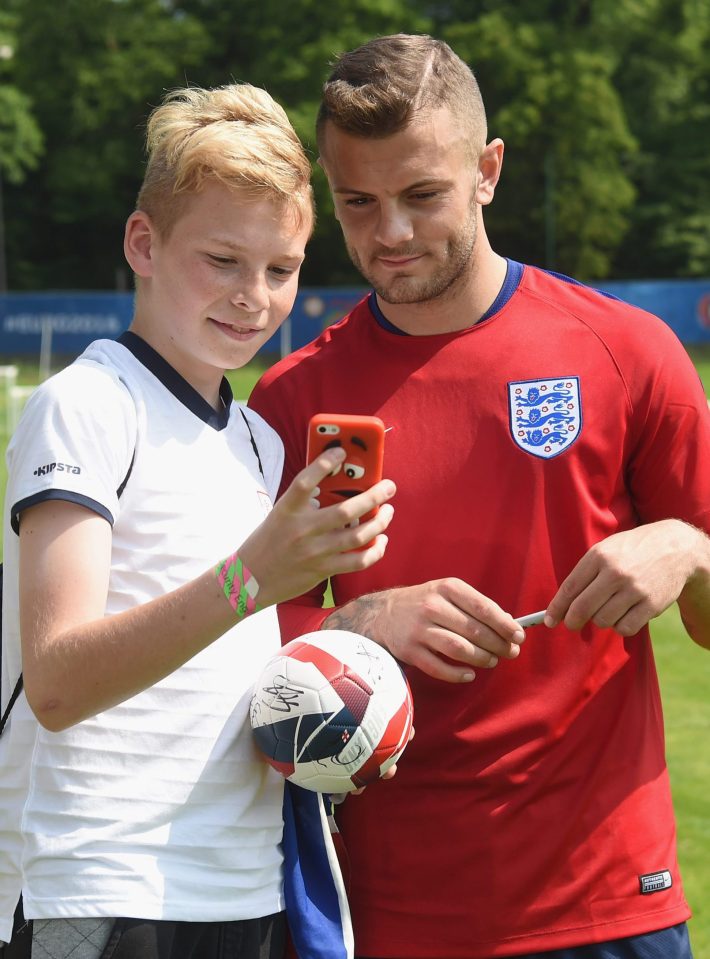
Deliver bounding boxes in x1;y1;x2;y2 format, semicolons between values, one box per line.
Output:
126;181;310;394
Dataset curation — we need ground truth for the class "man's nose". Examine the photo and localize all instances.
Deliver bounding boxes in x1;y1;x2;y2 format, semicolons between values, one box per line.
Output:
374;204;414;248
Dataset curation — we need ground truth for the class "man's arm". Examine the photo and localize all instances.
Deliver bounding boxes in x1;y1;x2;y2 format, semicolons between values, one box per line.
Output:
543;519;710;649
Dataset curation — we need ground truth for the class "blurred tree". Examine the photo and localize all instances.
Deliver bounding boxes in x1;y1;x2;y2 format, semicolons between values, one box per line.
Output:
5;0;209;289
0;6;43;291
441;7;637;278
598;0;710;277
426;0;709;279
2;0;708;290
0;6;42;183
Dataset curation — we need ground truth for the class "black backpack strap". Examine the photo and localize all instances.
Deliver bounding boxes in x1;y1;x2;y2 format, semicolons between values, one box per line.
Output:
0;561;20;737
0;675;24;737
239;408;265;480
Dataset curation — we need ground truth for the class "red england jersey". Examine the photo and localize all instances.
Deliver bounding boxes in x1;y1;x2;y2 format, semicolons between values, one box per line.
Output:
249;262;710;957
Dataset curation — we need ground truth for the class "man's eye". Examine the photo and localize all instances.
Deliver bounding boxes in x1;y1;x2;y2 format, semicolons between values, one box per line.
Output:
208;254;234;265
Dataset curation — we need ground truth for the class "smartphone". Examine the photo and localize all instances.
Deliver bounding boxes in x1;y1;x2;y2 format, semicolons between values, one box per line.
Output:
306;413;386;549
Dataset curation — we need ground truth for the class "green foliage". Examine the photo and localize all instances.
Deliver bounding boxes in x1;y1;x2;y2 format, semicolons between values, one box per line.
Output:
0;8;43;185
1;0;709;288
446;14;637;276
594;0;710;277
0;86;43;184
5;0;210;288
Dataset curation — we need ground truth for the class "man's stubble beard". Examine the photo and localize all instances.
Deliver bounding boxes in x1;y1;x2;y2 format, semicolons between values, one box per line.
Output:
346;204;479;306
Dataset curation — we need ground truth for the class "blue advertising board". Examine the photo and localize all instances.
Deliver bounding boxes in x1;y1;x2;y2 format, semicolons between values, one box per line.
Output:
0;288;369;358
597;277;710;345
1;279;709;358
0;292;134;356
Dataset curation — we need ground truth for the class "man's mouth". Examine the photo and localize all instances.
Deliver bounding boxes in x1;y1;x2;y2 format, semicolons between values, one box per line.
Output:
376;252;424;269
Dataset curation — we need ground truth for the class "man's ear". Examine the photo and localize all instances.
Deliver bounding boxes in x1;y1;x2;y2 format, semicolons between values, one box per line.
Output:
476;138;504;206
124;210;157;278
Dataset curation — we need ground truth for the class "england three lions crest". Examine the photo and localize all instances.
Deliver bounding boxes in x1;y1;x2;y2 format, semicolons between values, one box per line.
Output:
508;377;582;459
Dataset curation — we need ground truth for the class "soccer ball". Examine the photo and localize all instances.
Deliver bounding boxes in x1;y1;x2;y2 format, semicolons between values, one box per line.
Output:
250;630;414;793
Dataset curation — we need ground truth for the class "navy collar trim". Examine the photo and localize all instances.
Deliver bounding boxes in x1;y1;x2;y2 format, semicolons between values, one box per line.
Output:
369;258;524;334
117;331;233;430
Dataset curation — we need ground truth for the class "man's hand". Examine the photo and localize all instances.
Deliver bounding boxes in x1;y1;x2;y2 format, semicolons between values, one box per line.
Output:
325;578;525;683
544;519;710;645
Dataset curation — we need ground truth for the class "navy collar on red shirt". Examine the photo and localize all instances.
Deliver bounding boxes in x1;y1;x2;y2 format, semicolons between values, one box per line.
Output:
369;258;524;335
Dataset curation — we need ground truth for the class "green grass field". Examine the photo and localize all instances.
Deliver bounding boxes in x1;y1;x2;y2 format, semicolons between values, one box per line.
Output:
1;344;708;953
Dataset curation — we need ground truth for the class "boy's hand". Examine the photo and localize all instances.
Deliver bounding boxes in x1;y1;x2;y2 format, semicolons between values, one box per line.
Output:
240;447;396;607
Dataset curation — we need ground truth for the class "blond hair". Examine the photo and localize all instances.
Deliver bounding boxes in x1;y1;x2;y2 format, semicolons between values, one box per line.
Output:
317;34;487;155
138;83;314;236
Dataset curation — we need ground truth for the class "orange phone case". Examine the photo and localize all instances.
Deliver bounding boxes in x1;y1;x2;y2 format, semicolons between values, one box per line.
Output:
306;413;386;548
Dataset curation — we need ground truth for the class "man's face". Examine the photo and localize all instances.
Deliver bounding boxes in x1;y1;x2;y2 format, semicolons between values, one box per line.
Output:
319;107;479;306
127;181;310;393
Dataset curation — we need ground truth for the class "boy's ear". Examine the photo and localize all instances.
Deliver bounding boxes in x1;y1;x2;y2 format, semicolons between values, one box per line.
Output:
124;210;157;277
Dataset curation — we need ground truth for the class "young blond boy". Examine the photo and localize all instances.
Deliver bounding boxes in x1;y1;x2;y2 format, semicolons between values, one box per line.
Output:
0;83;394;959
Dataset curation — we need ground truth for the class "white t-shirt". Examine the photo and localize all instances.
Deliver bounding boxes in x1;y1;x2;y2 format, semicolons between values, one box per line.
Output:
0;333;286;942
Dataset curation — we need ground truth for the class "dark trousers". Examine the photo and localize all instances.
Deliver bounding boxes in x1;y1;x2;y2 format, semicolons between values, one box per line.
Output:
0;908;286;959
355;920;694;959
100;914;286;959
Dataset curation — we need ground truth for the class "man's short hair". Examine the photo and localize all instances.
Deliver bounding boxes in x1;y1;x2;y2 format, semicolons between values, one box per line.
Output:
316;34;487;155
137;83;314;237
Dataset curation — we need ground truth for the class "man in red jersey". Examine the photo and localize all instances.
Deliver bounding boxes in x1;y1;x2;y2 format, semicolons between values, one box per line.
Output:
249;33;710;959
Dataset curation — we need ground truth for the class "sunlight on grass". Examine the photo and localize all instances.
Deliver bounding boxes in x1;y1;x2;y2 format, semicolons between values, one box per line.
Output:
651;606;710;956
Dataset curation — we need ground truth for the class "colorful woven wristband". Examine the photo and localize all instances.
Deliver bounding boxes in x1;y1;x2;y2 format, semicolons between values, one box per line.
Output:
215;551;261;618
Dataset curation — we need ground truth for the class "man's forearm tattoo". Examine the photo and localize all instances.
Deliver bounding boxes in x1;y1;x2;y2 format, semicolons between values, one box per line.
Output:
323;592;387;641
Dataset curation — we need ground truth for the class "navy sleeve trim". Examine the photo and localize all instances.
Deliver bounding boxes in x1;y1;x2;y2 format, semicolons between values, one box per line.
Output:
11;490;115;535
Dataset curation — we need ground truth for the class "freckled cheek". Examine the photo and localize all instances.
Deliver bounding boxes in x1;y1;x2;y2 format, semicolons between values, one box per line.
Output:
268;285;300;327
169;263;218;300
194;273;234;304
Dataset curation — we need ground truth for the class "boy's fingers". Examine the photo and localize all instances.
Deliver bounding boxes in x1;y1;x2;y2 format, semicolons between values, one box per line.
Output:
322;480;397;526
287;448;346;503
